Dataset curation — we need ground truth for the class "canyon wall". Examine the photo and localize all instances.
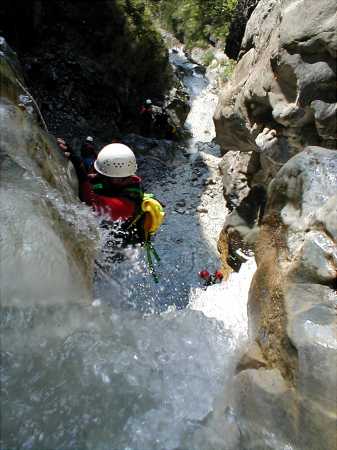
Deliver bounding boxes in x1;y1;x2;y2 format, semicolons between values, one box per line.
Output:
215;1;337;448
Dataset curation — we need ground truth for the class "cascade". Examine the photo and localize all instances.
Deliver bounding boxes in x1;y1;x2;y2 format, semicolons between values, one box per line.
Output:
1;45;257;450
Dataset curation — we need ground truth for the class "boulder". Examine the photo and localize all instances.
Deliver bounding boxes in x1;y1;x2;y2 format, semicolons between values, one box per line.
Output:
234;147;337;450
218;151;258;210
217;1;336;447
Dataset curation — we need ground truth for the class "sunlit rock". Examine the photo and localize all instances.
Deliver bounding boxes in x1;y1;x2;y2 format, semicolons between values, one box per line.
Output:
235;147;337;450
214;0;336;163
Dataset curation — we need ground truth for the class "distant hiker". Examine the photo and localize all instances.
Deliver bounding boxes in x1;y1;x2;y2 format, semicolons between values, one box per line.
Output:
140;99;154;136
81;136;98;172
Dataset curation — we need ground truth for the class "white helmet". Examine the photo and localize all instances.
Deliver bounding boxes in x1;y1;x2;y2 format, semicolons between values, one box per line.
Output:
86;136;94;142
94;143;137;178
146;99;152;105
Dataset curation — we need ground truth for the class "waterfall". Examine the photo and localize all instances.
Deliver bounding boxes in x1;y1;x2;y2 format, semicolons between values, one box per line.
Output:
1;45;257;450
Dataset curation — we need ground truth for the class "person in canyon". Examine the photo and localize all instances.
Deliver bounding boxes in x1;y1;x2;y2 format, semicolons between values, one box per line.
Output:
82;143;144;225
89;144;143;199
80;135;98;172
139;98;154;136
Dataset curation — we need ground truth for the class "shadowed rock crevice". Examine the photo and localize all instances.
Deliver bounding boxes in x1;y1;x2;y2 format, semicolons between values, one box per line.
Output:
225;0;261;60
249;220;299;385
0;0;172;140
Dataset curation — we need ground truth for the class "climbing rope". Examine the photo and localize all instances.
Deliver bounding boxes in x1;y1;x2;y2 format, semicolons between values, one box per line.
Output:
15;77;49;132
144;237;161;283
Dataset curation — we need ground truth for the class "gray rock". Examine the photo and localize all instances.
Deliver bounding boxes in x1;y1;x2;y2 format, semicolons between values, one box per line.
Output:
196;207;208;214
176;199;186;207
235;147;337;450
218;7;336;447
218;151;256;209
214;0;336;166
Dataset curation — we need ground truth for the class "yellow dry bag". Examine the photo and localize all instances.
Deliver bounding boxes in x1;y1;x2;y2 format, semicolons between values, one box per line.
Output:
141;194;165;236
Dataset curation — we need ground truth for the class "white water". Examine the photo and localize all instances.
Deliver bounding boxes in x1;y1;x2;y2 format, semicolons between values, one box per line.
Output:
1;48;257;450
169;47;219;145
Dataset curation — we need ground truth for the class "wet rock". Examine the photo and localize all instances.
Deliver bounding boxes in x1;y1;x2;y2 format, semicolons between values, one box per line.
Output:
165;83;190;131
219;151;256;210
236;342;267;372
217;15;337;441
197;207;208;214
0;43;99;305
123;133;187;167
207;178;217;185
234;147;337;450
191;152;205;167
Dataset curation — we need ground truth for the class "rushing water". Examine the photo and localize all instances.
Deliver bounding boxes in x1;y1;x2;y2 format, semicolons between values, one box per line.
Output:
1;48;256;450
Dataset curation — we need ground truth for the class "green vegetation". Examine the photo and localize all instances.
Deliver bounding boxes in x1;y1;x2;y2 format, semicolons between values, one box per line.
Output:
222;58;237;80
202;49;215;66
111;0;172;95
147;0;238;48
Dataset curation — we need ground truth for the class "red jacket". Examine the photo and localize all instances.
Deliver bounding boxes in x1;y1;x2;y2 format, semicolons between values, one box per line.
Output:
81;175;143;222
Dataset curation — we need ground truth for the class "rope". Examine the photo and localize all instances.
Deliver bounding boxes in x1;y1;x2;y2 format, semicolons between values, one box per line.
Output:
144;237;160;283
15;77;49;133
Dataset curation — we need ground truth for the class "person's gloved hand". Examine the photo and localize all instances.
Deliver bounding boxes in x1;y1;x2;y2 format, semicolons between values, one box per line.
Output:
58;143;68;151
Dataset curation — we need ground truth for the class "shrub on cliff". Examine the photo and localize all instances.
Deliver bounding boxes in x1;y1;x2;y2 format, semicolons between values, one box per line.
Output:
148;0;238;47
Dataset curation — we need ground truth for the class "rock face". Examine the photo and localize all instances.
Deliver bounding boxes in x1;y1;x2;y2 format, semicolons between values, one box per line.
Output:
215;1;337;448
234;147;337;450
0;38;99;305
215;0;336;170
216;0;336;266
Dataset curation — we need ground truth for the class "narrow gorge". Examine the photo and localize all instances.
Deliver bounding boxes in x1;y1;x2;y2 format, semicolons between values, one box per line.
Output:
0;1;336;449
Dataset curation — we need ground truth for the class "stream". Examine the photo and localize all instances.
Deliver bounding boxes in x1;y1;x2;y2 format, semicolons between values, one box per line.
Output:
1;48;256;450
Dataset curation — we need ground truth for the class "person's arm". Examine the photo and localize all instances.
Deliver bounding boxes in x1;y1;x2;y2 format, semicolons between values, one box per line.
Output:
69;153;88;182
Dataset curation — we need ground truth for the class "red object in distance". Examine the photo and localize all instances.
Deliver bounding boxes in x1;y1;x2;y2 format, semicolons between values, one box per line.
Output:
199;270;211;280
214;270;223;280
